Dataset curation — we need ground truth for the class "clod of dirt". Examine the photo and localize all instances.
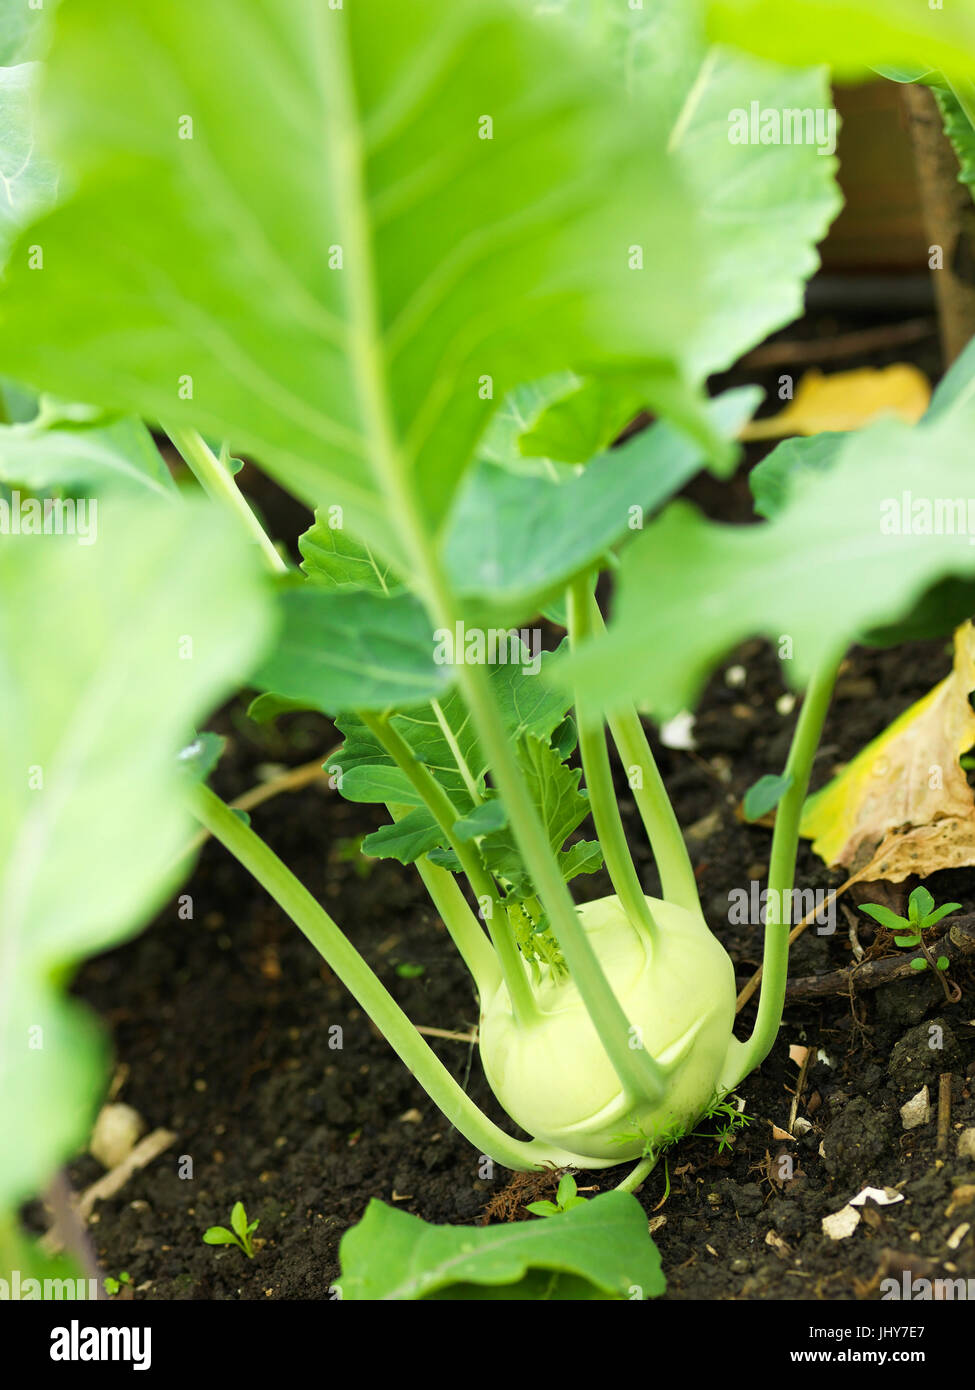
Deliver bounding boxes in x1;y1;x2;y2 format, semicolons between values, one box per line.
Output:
712;1178;764;1217
821;1096;895;1187
874;975;942;1029
887;1018;963;1093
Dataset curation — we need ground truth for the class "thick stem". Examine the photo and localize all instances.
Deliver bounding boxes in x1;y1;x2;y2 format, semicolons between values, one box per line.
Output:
359;712;536;1023
586;595;700;912
567;577;657;947
164;426;288;575
735;655;842;1078
614;1152;660;1194
188;784;596;1170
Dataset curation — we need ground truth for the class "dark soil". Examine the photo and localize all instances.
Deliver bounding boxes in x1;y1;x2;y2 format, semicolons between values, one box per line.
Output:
55;308;975;1301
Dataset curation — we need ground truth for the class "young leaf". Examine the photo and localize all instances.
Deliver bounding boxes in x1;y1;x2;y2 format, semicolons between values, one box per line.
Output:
524;1200;561;1218
253;588;452;715
0;0;706;565
893;934;922;949
361;809;443;867
908;885;935;924
910;958;929;972
858;904;909;933
299;513;400;596
452;799;509;843
230;1202;248;1240
743;773;793;822
202;1227;238;1247
0;497;272;1213
558;840;604;884
335;1194;666;1301
921;902;963;929
936;956;950;971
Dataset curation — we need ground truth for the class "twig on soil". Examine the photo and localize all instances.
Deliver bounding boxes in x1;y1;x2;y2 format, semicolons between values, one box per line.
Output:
740;317;936;369
415;1024;478;1044
783;915;975;1000
937;1074;953;1155
177;749;341;862
43;1171;106;1295
735;877;857;1013
42;1128;178;1253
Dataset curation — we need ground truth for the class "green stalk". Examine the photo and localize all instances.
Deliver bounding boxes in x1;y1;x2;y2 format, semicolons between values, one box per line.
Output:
164;426;288;576
188;784;599;1170
735;654;841;1078
315;14;664;1104
567;577;658;947
358;711;536;1024
388;807;501;997
586;595;699;913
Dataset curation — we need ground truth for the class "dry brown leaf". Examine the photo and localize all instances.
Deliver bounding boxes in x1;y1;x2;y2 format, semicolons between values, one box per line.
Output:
801;622;975;879
740;364;930;441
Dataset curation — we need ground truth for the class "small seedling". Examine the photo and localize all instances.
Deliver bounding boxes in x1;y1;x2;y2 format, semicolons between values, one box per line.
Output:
859;886;962;1001
524;1172;588;1218
203;1201;259;1259
103;1271;131;1296
692;1096;752;1155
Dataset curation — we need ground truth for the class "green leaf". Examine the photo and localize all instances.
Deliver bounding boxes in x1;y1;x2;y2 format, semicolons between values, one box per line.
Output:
176;732;226;785
562;409;975;719
933;84;975;198
858;904;909;933
0;0;705;563
908;885;935;924
558;839;604;884
910;957;929;972
443;388;760;622
894;934;922;948
936;956;950;971
202;1227;238;1247
750;432;848;520
453;798;508;843
336;1194;665;1301
361;808;442;866
0;497;272;1213
335;656;570;813
556;1173;580;1208
246;691;316;725
253;587;452;716
0;409;177;497
0;62;57;262
743;773;793;821
544;0;841;379
524;1200;561;1218
299;511;401;595
705;0;975;78
230;1202;248;1240
921;902;963;929
0;1;48;65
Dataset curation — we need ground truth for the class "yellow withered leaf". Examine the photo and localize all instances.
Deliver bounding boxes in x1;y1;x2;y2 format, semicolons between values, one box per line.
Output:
801;622;975;876
740;365;931;441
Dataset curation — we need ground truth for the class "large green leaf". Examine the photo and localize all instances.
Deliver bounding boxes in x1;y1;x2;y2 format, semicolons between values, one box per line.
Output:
336;1194;665;1301
252;587;452;715
442;387;760;621
536;0;841;380
299;511;400;595
0;0;705;564
0;62;57;261
0;404;176;497
705;0;975;77
0;497;272;1210
564;407;975;718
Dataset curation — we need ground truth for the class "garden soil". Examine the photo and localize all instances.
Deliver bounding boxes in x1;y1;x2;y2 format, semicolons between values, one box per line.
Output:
50;313;975;1300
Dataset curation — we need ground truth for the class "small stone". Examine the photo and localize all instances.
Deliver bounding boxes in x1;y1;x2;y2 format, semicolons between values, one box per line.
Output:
725;665;746;688
89;1103;145;1170
958;1129;975;1160
900;1086;932;1131
822;1205;860;1240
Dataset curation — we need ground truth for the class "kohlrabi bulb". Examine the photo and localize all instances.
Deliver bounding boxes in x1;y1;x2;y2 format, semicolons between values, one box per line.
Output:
478;894;740;1161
